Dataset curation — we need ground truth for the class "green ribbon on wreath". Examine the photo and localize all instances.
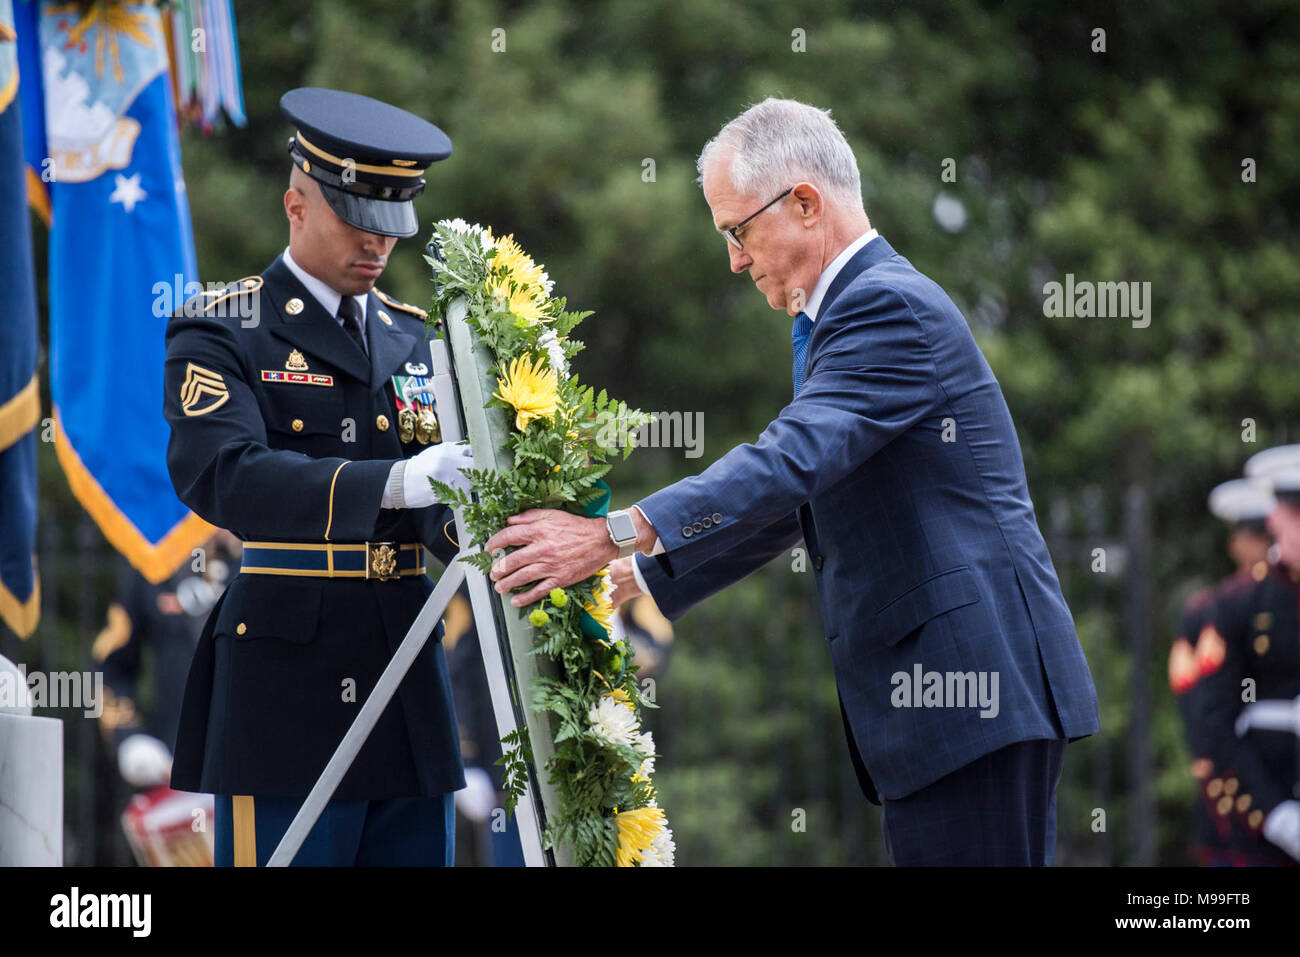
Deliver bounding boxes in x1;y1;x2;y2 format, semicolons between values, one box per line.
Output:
574;479;625;683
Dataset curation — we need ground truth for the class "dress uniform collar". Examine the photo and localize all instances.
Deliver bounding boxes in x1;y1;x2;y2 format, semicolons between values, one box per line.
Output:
263;256;417;391
281;246;368;331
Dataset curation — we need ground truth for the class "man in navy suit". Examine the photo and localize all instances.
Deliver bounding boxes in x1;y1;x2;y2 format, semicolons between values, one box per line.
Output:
484;98;1100;865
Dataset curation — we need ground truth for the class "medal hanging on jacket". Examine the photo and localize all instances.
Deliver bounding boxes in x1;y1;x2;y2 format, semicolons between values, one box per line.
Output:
391;373;441;445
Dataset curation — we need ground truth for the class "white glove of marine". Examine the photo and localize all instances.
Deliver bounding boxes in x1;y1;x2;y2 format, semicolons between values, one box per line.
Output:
400;441;474;509
453;766;497;823
118;733;173;788
1263;799;1300;861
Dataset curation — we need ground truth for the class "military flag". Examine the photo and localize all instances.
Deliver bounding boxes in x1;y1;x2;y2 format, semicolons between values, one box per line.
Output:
0;0;40;637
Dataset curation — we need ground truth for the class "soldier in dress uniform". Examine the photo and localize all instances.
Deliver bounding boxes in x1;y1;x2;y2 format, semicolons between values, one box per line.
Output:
1167;480;1273;865
1193;445;1300;865
163;88;475;866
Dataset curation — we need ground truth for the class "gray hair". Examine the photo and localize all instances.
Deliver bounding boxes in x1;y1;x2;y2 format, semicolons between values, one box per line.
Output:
697;98;863;212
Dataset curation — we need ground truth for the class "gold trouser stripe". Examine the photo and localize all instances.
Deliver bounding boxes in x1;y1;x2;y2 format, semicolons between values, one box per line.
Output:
324;461;349;541
233;795;256;867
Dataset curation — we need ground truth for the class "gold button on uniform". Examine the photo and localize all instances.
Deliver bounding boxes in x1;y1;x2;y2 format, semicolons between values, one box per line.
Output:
378;310;392;325
376;414;390;431
292;418;304;432
285;297;304;315
1254;634;1270;655
236;622;247;635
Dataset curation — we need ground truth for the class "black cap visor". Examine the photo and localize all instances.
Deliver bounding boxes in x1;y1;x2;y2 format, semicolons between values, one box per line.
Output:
317;179;419;238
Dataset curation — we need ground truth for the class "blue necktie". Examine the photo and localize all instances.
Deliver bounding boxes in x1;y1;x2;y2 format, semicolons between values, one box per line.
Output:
791;311;812;396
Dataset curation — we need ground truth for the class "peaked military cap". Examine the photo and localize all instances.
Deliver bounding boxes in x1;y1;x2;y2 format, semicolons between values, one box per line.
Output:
281;87;452;238
1245;444;1300;506
1208;477;1275;526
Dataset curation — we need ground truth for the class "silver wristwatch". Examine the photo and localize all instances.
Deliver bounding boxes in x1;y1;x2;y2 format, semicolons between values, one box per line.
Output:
606;509;638;558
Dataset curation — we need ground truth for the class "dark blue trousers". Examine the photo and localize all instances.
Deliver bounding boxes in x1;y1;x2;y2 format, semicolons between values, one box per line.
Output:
214;793;454;866
880;738;1066;865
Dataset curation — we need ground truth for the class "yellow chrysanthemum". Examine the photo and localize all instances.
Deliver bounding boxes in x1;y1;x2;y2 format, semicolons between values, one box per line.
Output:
494;355;559;432
615;806;667;867
489;282;549;325
490;234;549;290
583;568;614;636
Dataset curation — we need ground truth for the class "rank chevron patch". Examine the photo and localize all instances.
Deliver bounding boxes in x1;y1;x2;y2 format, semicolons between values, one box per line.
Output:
180;363;230;417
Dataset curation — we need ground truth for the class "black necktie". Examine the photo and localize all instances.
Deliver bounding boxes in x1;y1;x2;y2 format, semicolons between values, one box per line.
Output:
338;297;366;356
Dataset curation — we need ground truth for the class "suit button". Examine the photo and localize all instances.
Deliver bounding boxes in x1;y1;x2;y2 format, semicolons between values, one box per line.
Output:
692;522;703;533
377;310;392;325
701;517;712;529
236;622;247;635
712;512;722;523
376;414;390;432
291;418;304;432
814;556;824;570
682;526;693;538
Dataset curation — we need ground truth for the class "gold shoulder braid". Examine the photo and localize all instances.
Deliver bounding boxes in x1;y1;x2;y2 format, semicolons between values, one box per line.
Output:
195;275;263;314
375;288;430;320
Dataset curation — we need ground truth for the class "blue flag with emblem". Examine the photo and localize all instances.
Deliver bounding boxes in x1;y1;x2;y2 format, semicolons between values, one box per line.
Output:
16;0;214;582
0;0;40;637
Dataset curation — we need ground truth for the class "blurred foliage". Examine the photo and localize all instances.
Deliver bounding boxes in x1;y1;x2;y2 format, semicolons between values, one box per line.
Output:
9;0;1299;865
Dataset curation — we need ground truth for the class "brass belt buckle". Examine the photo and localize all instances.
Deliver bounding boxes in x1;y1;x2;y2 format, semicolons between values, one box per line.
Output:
366;541;399;581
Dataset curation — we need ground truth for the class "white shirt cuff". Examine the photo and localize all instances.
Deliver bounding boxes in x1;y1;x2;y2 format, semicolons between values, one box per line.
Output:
630;553;653;599
630;504;664;555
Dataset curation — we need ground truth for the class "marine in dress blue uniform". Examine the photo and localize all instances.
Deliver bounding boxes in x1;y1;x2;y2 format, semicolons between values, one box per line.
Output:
1194;450;1300;865
1167;480;1274;865
164;89;469;866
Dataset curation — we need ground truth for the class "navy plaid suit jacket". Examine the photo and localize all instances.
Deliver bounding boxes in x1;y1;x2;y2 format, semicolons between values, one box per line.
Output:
635;237;1100;803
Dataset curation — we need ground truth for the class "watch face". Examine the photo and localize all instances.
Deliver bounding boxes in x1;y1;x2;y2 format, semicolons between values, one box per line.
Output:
609;512;637;543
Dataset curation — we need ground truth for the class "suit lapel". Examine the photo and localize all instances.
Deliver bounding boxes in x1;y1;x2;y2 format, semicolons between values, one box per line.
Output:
263;257;371;383
365;291;418;394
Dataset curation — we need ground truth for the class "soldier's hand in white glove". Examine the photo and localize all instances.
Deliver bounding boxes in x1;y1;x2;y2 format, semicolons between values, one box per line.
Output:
383;441;474;509
118;733;173;788
1263;799;1300;861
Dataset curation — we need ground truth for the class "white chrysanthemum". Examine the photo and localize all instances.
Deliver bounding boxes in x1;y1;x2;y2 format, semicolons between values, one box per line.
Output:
589;695;639;748
639;827;676;867
634;730;654;756
538;271;555;296
436;218;495;251
539;329;567;377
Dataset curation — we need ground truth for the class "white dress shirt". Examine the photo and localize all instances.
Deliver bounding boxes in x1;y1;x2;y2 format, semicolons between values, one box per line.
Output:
282;246;369;352
628;228;883;598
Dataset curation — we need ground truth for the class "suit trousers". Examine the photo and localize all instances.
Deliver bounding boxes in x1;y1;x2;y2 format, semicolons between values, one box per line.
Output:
214;793;454;866
880;737;1066;865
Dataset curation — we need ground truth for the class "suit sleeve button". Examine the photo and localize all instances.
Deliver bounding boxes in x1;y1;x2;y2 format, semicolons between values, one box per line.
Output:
236;622;247;635
692;522;703;533
682;526;693;538
291;418;304;432
376;414;390;431
712;512;723;523
701;517;713;528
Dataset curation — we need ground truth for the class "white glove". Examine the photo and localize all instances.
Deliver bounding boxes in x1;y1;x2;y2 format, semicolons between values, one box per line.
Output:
453;766;496;823
399;441;474;508
1263;799;1300;861
118;733;173;788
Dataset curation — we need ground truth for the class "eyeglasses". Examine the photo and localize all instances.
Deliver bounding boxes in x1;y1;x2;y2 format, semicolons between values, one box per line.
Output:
721;187;793;251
